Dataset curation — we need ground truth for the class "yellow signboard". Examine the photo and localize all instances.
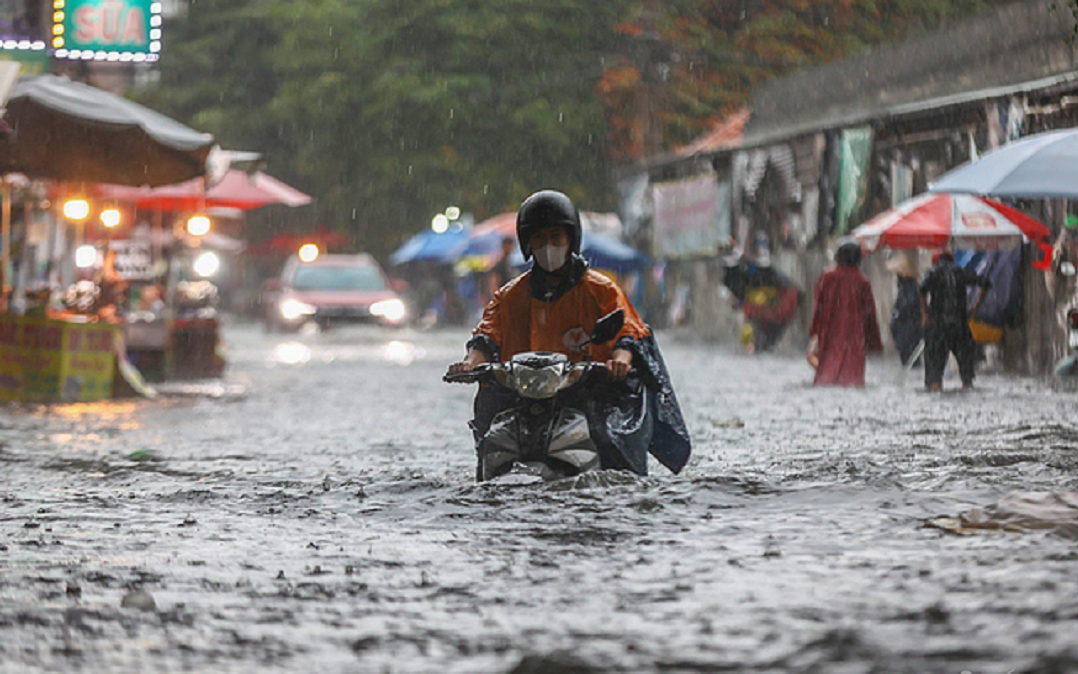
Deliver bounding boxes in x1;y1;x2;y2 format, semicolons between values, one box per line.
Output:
0;316;117;402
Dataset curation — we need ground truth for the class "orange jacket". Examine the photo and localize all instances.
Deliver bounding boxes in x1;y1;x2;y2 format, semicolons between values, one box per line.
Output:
472;269;649;362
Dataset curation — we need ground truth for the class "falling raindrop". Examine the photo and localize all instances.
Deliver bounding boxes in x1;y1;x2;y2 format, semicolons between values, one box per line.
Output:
408;165;413;175
558;112;564;122
449;108;454;119
352;208;357;219
483;184;489;194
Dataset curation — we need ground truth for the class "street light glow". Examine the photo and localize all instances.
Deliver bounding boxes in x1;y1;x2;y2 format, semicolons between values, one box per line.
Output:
446;206;461;220
186;215;211;237
298;243;320;262
194;251;220;277
432;214;449;233
100;208;122;228
75;245;97;268
62;198;90;221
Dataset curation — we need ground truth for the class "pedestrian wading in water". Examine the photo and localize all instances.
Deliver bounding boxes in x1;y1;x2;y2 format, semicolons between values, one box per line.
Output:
808;241;883;387
886;252;923;366
919;250;991;391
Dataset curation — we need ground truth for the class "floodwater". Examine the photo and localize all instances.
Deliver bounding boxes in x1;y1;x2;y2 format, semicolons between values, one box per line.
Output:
2;321;1077;673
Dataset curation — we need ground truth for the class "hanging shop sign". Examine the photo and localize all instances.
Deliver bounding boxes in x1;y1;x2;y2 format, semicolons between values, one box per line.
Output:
109;239;154;281
652;175;730;259
53;0;162;62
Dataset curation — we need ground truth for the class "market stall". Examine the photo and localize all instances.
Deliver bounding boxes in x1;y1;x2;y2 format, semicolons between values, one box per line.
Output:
0;74;217;400
0;314;118;402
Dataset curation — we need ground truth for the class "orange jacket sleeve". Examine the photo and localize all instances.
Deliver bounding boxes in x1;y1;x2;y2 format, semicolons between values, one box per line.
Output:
585;272;650;345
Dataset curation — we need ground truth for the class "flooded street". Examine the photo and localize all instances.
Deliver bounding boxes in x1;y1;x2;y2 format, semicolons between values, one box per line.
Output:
2;321;1078;673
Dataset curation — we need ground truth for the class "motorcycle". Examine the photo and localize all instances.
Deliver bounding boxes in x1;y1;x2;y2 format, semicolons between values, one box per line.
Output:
444;309;626;482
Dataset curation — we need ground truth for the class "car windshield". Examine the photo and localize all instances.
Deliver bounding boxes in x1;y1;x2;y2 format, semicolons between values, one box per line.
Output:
291;264;386;292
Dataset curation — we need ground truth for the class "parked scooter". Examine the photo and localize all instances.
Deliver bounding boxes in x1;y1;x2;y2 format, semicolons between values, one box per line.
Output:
444;309;626;482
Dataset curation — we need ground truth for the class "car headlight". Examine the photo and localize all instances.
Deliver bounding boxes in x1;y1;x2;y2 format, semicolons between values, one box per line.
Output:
370;298;406;322
509;364;570;399
280;298;316;320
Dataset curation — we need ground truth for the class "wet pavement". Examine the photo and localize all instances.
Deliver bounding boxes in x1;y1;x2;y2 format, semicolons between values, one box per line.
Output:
2;320;1077;673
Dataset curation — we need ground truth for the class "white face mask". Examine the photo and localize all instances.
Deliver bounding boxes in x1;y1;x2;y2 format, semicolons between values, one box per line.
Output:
533;244;569;272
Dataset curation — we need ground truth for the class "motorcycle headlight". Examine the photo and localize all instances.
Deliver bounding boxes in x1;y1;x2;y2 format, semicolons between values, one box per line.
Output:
370;298;406;323
280;298;316;320
509;363;570;399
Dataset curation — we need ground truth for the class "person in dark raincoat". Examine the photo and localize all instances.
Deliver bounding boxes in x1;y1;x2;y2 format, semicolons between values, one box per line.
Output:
919;250;991;391
809;241;883;386
724;257;801;353
446;190;691;476
886;252;922;365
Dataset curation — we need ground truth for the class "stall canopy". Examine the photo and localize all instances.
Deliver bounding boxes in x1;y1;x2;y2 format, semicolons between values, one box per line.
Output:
0;74;214;187
95;169;312;211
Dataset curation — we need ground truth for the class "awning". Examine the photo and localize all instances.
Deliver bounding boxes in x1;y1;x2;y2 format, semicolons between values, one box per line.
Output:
0;74;214;187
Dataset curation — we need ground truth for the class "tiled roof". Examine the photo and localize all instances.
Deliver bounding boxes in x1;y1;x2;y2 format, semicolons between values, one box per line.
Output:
675;108;750;157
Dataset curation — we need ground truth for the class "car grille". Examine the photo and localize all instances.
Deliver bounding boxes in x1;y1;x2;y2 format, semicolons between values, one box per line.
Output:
314;306;373;320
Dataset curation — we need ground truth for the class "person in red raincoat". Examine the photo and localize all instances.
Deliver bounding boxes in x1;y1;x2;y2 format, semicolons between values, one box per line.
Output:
809;241;883;386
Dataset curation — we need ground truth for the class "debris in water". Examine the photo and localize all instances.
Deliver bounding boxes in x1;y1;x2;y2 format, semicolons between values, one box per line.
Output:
120;589;156;611
927;491;1078;536
711;417;745;428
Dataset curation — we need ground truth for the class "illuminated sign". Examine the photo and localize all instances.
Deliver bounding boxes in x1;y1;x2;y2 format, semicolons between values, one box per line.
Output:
53;0;161;62
0;0;48;52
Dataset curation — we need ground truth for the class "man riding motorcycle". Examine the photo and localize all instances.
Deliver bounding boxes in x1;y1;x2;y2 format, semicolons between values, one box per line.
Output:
446;189;691;476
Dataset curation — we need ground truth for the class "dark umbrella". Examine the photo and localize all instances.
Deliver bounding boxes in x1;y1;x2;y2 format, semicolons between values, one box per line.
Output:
0;74;214;187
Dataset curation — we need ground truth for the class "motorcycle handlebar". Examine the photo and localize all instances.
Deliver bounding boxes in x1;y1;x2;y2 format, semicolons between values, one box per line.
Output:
443;360;634;385
442;363;493;384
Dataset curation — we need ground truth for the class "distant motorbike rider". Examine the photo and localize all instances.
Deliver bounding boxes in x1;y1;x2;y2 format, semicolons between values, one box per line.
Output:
446;189;691;475
919;250;992;391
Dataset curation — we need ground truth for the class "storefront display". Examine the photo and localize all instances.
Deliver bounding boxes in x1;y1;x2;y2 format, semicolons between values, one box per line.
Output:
0;314;117;402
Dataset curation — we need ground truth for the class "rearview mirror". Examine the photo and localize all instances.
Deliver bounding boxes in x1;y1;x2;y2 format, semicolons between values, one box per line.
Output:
591;309;625;346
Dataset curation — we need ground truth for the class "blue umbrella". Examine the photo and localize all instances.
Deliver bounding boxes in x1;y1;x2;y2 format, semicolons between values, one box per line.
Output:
462;231;647;273
581;231;648;274
930;128;1078;199
388;228;470;266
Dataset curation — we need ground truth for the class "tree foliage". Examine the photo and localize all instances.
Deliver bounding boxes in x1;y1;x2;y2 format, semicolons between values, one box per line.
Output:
600;0;1009;155
146;0;631;255
143;0;1006;256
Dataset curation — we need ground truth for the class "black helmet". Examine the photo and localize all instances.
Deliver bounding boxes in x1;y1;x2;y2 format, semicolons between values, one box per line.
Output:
836;241;862;267
516;190;581;260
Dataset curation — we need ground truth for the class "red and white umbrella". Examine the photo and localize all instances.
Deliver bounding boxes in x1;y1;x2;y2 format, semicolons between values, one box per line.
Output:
852;193;1050;252
95;169;311;212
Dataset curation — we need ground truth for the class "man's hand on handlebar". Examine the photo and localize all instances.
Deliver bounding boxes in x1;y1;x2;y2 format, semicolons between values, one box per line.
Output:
446;349;489;378
606;348;633;381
